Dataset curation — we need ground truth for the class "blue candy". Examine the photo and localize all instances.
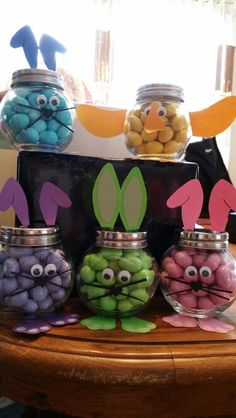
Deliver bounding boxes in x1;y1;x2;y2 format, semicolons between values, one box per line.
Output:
56;110;72;125
39;130;58;144
9;113;30;133
57;126;71;140
16;88;29;98
28;109;41;121
32;119;47;133
16;128;39;143
27;92;41;109
11;96;31;113
1;103;14;119
40;89;55;99
47;119;60;131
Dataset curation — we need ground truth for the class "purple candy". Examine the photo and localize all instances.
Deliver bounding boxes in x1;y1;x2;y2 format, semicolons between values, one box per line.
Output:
0;252;9;263
18;274;34;289
2;277;18;295
47;275;62;293
46;253;64;269
38;296;53;311
19;255;39;272
23;299;38;313
51;288;66;302
9;247;33;258
3;258;20;277
30;286;48;302
34;249;50;261
5;290;28;307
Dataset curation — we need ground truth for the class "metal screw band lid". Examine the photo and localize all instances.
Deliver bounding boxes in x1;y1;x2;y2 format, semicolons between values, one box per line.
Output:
136;83;184;103
180;229;229;250
0;226;61;247
96;230;147;249
11;69;64;90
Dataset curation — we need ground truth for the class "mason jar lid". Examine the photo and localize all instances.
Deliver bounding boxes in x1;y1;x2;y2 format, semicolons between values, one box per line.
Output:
96;230;147;249
180;229;229;250
0;226;61;247
11;69;64;90
136;83;184;103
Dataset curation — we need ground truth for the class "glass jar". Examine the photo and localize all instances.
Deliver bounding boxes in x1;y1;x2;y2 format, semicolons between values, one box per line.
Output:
124;83;192;161
76;230;159;317
0;69;76;152
0;226;73;314
160;229;236;318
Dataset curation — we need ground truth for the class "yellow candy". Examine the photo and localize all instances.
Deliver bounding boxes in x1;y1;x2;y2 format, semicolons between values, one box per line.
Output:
166;103;177;117
136;143;147;154
163;140;182;154
132;108;142;118
130;115;143;133
123;120;130;133
159;127;174;143
141;129;158;142
150;100;162;108
175;129;189;143
126;131;143;147
172;114;187;131
146;141;164;154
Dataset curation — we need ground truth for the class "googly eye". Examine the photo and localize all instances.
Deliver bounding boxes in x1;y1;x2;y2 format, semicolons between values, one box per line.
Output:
143;105;151;116
30;264;43;277
117;270;131;284
44;263;57;276
36;94;47;106
185;265;198;278
157;106;167;117
199;266;212;278
102;268;114;281
49;95;60;107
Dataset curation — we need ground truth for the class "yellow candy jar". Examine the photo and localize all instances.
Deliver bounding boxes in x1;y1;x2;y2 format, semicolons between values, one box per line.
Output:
124;83;192;161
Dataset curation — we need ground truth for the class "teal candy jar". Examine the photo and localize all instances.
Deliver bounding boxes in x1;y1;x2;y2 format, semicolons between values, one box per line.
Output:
0;69;75;152
76;230;159;317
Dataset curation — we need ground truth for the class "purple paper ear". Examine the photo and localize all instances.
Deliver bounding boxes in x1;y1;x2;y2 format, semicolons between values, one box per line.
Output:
39;182;72;226
209;179;236;232
167;179;203;230
0;178;29;226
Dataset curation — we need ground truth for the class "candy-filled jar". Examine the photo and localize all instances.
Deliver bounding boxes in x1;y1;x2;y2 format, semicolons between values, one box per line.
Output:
160;230;236;318
76;230;159;317
0;226;73;314
124;83;192;160
0;69;75;152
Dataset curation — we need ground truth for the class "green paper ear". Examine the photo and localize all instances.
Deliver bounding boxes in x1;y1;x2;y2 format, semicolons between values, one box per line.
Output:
92;163;120;228
120;167;147;231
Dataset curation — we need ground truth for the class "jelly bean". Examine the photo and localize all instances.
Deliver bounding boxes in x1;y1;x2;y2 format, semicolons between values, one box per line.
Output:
99;296;117;311
163;140;181;154
166;103;177;117
209;291;231;306
34;249;49;261
38;296;53;310
51;288;66;301
28;92;41;108
9;113;30;134
115;286;129;300
108;260;120;273
23;299;38;313
56;96;67;110
141;130;157;142
89;254;108;271
83;254;91;265
40;89;55;99
0;252;9;263
16;128;39;144
2;277;18;294
3;258;20;277
159;127;174;143
162;256;175;270
174;251;192;268
85;284;107;298
204;253;221;271
79;265;96;283
28;109;41;121
0;265;3;280
178;292;197;308
146;141;163;154
193;254;206;267
30;286;48;302
117;299;134;312
130;288;149;305
123;249;143;257
39;130;58;145
56;110;72;125
19;255;39;272
11;96;31;113
130;115;143;133
165;261;183;279
99;248;123;261
9;247;33;257
47;252;64;269
57;126;71;141
5;291;28;308
132;269;155;288
17;89;29;98
96;270;116;286
47;119;60;131
32;119;47;133
140;254;152;269
171;114;187;131
18;274;34;289
215;265;235;290
197;296;215;310
47;275;62;292
2;104;14;119
169;280;190;294
126;131;143;147
118;256;143;273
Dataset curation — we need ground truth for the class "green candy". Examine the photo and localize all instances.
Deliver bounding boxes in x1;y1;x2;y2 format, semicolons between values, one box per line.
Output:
108;260;120;273
99;248;123;261
86;284;107;298
132;269;155;288
118;256;143;273
79;265;96;283
140;255;153;269
117;299;134;312
96;271;116;287
115;286;129;300
123;249;143;257
83;254;92;265
99;296;117;312
89;254;108;271
130;288;149;306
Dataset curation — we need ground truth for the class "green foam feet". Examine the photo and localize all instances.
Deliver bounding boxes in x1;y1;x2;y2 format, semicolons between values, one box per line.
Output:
120;316;156;333
80;315;116;330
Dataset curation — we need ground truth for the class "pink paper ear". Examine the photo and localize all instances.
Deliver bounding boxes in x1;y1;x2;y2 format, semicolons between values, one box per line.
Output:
167;179;203;230
209;179;236;232
0;177;29;226
39;182;72;226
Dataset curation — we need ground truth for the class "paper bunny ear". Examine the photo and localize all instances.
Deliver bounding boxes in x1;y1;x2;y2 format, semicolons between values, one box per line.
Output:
39;182;72;226
39;34;66;71
209;179;236;232
0;178;29;226
120;167;147;231
167;179;203;230
92;163;120;229
10;25;38;68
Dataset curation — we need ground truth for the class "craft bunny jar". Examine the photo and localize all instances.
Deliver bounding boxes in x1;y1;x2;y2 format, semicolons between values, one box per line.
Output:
76;163;158;333
159;179;236;331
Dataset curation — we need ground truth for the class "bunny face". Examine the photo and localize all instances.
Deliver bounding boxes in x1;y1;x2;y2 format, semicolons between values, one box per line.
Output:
77;246;158;317
160;244;236;317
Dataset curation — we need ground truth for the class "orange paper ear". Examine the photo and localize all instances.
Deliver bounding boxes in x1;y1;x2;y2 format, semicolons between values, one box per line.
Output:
190;96;236;137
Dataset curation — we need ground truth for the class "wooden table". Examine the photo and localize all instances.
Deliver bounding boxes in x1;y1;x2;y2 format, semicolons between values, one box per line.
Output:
1;245;236;418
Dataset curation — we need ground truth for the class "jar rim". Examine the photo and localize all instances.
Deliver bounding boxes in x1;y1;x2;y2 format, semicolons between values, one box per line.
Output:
11;68;64;90
96;230;147;249
180;229;229;250
136;83;184;102
0;226;61;246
